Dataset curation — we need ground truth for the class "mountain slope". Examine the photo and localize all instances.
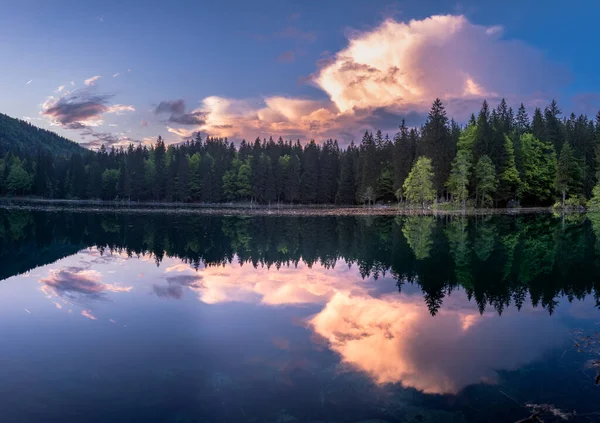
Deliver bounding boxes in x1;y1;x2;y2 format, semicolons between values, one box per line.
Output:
0;113;89;157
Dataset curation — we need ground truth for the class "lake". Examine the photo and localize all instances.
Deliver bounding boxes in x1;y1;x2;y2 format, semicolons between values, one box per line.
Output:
1;209;599;423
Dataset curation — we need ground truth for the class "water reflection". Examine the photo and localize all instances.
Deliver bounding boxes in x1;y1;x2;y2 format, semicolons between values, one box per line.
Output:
1;209;600;422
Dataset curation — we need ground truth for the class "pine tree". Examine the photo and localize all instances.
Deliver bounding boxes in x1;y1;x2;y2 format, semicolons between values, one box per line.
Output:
418;99;454;196
520;133;557;205
392;120;416;193
555;142;581;207
446;150;472;208
475;155;497;207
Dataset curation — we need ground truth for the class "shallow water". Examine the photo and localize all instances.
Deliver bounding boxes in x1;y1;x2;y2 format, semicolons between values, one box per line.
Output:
0;210;599;422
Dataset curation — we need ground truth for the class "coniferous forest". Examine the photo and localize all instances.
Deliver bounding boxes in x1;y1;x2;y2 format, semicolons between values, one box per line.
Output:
2;98;600;208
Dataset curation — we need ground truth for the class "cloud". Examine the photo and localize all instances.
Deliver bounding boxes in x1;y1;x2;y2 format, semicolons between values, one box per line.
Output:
79;128;140;149
81;309;98;320
153;270;203;300
41;88;135;130
70;81;76;86
84;75;102;86
155;99;208;125
308;291;567;394
39;266;132;301
113;73;120;78
55;85;65;93
96;15;104;23
26;79;32;85
107;104;135;114
277;50;296;63
183;14;567;143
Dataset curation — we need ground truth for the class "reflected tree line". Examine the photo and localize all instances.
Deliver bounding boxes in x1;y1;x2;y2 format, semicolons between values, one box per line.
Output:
2;209;600;315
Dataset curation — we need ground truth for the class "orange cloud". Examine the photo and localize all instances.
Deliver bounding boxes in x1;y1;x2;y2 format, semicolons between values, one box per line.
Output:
167;14;565;143
190;260;567;395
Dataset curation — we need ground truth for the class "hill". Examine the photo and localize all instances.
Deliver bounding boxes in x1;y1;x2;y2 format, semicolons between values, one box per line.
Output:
0;113;89;157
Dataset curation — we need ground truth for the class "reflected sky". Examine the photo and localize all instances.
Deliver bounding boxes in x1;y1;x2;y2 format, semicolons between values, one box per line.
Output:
1;247;590;400
3;211;600;422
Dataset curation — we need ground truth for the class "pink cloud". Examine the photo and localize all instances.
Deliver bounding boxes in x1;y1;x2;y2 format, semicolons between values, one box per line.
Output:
167;14;567;143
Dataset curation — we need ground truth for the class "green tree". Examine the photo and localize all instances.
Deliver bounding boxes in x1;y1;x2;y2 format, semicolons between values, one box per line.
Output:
418;99;454;195
5;160;31;195
101;168;120;200
498;136;521;203
188;153;202;201
376;167;395;201
520;133;557;204
402;216;434;260
446;149;472;208
555;142;582;207
403;156;436;208
475;155;497;207
237;157;253;200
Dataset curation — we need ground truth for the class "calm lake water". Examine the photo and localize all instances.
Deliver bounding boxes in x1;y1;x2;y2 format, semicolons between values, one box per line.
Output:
1;209;599;423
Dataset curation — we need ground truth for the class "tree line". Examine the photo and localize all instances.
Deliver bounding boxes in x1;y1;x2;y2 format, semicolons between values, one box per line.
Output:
2;209;599;316
2;98;600;208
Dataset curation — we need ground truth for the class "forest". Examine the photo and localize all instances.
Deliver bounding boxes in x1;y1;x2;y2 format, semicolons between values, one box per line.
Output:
2;210;599;316
1;98;600;208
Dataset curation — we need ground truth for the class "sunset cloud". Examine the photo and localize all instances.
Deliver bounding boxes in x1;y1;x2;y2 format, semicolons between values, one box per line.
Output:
181;14;566;143
39;266;132;301
41;88;135;130
155;99;208;125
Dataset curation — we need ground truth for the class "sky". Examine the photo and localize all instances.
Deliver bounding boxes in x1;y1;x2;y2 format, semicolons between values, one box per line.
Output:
1;0;599;149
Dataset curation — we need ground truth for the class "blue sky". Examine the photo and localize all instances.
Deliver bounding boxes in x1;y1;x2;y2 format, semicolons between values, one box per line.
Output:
1;0;598;148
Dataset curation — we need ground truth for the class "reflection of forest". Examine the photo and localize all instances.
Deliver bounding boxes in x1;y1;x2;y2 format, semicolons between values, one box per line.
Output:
2;209;600;315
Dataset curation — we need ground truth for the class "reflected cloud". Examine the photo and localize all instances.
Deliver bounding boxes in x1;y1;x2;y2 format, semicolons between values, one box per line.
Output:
152;270;204;300
193;259;568;395
39;266;132;301
308;291;566;394
81;309;98;320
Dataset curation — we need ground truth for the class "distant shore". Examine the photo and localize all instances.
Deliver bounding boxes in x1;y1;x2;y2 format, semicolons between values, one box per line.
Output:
0;197;561;216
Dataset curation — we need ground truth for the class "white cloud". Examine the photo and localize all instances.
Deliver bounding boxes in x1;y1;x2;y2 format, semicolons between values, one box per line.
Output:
113;73;120;78
26;79;32;85
84;75;102;86
106;104;135;114
177;14;566;143
56;85;65;93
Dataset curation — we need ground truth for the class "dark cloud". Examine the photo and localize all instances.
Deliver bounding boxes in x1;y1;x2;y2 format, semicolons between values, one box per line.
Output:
79;128;140;149
339;60;379;74
42;90;114;129
153;284;184;300
156;99;186;115
165;274;203;288
277;50;296;63
155;99;208;126
356;107;427;130
39;266;106;301
153;273;203;300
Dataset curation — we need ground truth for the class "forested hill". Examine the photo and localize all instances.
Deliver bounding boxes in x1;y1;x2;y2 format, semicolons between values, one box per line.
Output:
0;113;87;157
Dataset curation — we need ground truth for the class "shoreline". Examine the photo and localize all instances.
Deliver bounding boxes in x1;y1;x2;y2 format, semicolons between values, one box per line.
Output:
0;197;559;216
